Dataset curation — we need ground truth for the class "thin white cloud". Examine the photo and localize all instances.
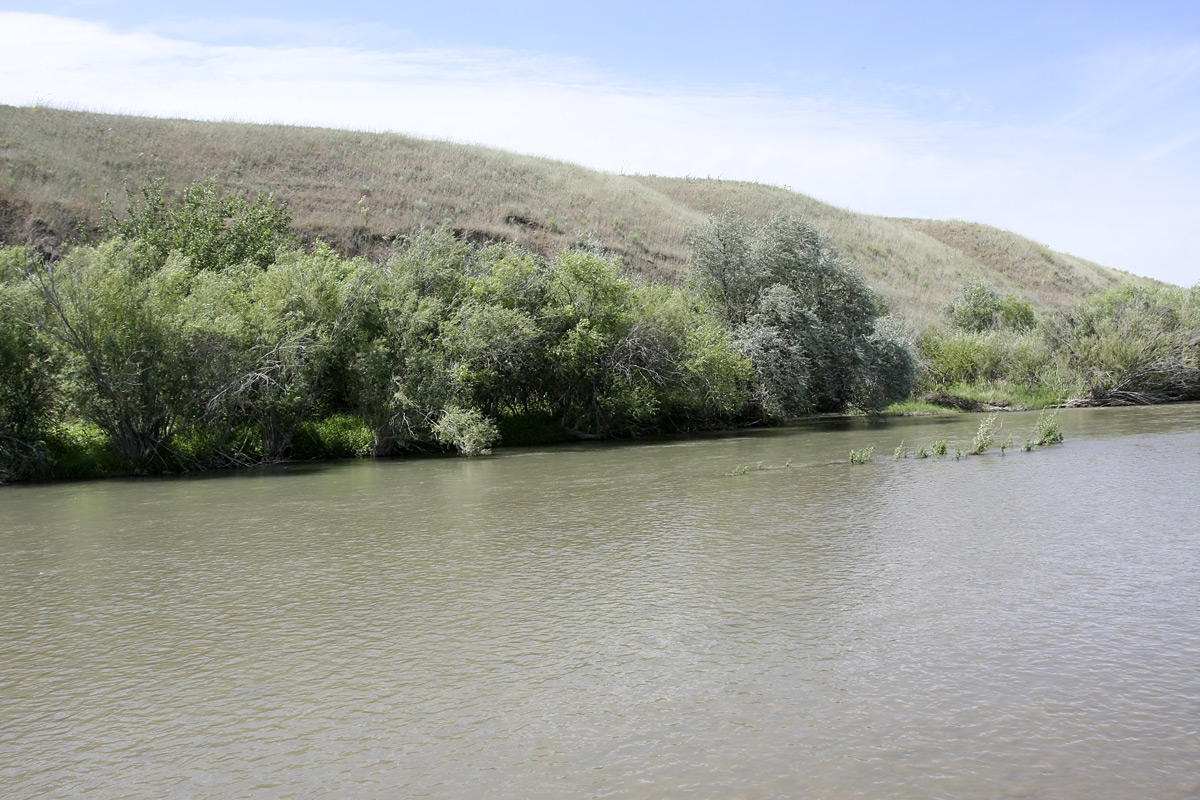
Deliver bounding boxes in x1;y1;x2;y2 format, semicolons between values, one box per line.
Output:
0;11;1195;286
1059;42;1200;129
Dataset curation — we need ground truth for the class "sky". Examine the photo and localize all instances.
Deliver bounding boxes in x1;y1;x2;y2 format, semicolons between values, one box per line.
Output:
1;1;1197;286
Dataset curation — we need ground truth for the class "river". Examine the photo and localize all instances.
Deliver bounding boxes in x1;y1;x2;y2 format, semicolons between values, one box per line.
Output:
2;405;1199;798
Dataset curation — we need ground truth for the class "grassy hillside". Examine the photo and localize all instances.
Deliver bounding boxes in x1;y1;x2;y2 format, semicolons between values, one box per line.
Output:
0;104;1159;327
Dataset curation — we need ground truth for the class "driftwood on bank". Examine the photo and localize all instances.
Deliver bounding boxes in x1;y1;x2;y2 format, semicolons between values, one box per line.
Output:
1064;348;1200;408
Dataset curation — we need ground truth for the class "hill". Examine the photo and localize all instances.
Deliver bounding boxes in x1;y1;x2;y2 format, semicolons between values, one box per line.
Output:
0;104;1159;327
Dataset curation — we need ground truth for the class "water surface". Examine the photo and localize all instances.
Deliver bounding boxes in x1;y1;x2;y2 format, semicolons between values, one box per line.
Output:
3;405;1199;798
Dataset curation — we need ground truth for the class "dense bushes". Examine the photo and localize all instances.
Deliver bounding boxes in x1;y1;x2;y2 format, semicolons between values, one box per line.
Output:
9;179;1189;483
1;247;56;480
920;280;1199;407
103;178;294;274
690;209;916;417
943;279;1035;333
920;329;1051;388
329;229;753;455
33;240;231;462
1042;284;1200;404
4;184;780;479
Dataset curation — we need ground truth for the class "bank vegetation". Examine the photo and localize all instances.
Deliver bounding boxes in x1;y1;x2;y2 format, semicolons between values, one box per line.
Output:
3;172;1196;484
2;184;919;481
917;278;1200;411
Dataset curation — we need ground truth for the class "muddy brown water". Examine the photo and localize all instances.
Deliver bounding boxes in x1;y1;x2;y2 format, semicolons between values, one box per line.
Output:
2;405;1199;798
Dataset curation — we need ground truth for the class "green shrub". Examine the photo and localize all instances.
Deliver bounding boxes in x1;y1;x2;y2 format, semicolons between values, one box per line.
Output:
1042;285;1200;404
241;243;366;461
167;423;262;469
291;414;374;460
918;325;1056;402
31;240;248;463
104;178;294;273
44;423;132;481
30;240;181;459
1004;332;1055;389
998;295;1036;331
969;413;999;455
920;329;1007;387
849;445;874;464
433;406;499;456
1;247;57;481
945;280;1003;333
1034;410;1064;446
944;279;1035;333
690;209;913;418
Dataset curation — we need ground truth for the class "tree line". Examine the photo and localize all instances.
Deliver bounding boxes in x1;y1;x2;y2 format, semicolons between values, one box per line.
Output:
1;183;917;481
8;181;1192;483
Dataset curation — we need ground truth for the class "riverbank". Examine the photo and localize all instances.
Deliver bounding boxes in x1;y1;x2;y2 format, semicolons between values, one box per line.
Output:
6;181;1194;485
0;397;1034;484
10;373;1192;485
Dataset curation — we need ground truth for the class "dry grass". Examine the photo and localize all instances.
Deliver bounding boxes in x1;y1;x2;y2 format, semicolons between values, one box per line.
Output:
892;219;1138;309
1;104;1161;326
630;176;1158;327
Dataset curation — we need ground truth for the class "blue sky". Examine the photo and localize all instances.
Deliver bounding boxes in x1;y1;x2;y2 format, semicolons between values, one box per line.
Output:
1;1;1197;286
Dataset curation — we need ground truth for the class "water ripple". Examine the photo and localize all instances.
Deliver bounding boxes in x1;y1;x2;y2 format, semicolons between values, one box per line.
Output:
2;405;1199;798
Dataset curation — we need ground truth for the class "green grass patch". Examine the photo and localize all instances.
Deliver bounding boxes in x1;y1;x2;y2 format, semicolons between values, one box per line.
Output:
881;398;959;416
167;424;264;468
291;414;374;460
44;422;133;480
937;381;1066;410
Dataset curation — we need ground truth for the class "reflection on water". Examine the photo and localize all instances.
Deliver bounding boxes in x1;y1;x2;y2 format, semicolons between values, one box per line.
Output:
2;405;1199;798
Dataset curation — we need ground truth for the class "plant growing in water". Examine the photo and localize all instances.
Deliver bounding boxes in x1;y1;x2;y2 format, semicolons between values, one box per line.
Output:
894;440;907;460
1035;410;1064;446
728;459;791;475
970;413;1000;455
932;439;948;457
850;445;874;464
